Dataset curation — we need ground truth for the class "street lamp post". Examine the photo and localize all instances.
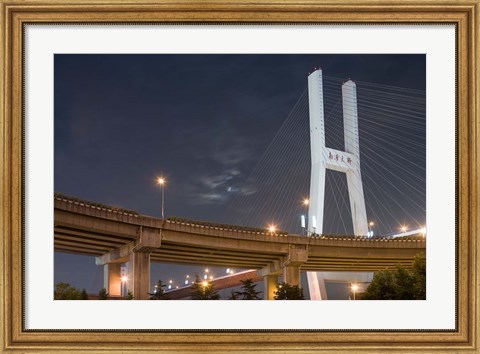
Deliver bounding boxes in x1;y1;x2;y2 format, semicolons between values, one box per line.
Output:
368;221;374;237
351;283;358;300
121;275;128;297
156;177;166;219
301;198;309;235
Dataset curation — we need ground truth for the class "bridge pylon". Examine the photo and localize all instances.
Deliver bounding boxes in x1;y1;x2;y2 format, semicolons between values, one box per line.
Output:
307;69;369;300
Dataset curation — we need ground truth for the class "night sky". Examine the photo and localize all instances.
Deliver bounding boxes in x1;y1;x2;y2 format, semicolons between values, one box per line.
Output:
54;54;426;297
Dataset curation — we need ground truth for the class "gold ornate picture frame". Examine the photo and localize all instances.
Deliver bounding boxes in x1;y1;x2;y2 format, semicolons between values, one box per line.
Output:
1;0;478;352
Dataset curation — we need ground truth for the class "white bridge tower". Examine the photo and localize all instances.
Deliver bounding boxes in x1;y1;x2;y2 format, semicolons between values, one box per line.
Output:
307;68;369;299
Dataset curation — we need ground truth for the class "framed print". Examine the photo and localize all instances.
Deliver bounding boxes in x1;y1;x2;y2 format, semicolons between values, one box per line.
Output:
1;0;479;353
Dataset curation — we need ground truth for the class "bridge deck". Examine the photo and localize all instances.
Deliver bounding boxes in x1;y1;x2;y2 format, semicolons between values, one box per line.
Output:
54;194;425;272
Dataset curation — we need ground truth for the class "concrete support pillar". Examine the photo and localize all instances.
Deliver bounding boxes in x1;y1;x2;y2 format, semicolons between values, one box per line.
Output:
127;252;151;300
263;274;278;300
104;263;122;297
283;265;301;286
97;226;161;300
282;244;308;287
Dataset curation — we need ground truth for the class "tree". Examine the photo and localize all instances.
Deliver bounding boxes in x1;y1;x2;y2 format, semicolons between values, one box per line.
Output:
98;288;109;300
234;279;262;300
54;282;82;300
362;254;426;300
190;274;220;300
274;282;305;300
149;280;170;300
360;270;396;300
412;254;426;299
125;291;134;300
228;289;238;300
81;289;89;300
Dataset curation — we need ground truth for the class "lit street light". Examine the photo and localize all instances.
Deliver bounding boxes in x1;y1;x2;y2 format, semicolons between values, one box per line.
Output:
351;283;358;300
421;227;426;236
268;224;277;234
301;198;309;235
156;176;166;219
400;225;408;233
368;221;374;237
120;276;128;297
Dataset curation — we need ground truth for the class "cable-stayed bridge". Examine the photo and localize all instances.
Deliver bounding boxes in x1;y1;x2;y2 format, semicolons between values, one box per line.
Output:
54;69;426;299
222;70;425;238
220;69;425;299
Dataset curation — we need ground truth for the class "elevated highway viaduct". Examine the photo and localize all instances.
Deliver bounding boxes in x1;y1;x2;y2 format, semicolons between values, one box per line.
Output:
54;194;426;299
